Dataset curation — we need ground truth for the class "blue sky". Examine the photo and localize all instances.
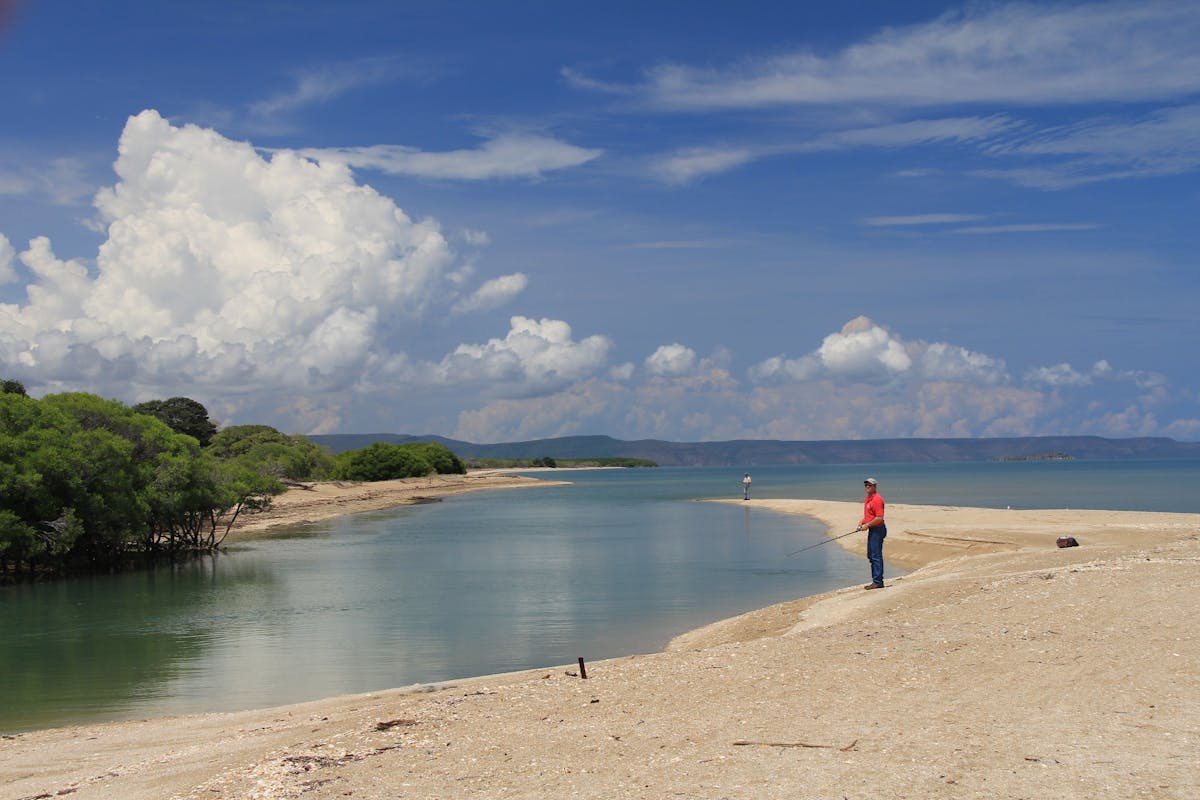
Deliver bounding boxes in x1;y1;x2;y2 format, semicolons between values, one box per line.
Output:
1;0;1198;442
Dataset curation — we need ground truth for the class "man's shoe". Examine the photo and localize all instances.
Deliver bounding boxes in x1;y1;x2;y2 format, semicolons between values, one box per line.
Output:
863;583;884;590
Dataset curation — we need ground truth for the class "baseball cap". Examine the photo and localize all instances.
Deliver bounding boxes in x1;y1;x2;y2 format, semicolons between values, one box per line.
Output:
863;477;878;486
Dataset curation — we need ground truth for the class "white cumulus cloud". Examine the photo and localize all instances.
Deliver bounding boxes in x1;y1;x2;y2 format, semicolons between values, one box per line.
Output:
749;317;1008;387
0;234;15;284
0;109;470;398
1026;359;1164;389
431;316;611;392
746;354;821;383
609;362;635;381
916;342;1007;384
816;317;912;381
451;273;528;314
645;343;698;376
1026;362;1092;387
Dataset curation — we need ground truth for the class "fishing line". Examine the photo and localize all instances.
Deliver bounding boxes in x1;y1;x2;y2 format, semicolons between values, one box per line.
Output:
785;529;861;558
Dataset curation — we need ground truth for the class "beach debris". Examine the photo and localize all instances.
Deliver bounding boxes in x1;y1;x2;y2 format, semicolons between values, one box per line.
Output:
733;738;858;751
283;753;362;770
278;746;402;777
375;718;418;731
1056;536;1080;548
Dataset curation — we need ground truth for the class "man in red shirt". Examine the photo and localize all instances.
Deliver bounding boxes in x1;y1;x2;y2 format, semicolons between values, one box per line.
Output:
856;478;886;589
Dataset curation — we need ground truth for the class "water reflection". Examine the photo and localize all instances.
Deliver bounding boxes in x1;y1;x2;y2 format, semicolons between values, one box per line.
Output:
0;556;281;731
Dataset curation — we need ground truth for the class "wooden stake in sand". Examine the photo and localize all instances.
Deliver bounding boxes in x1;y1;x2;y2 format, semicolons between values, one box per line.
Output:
577;657;588;679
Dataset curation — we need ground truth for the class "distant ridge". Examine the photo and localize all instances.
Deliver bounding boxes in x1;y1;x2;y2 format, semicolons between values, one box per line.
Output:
306;433;1200;466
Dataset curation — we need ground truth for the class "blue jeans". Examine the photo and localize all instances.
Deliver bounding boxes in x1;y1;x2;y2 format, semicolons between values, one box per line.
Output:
867;525;887;586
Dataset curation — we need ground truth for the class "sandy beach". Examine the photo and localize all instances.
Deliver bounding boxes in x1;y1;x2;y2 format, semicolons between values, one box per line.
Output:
222;471;570;538
2;487;1198;799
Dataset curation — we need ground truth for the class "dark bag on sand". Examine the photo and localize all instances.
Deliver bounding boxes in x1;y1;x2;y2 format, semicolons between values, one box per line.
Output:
1056;536;1079;548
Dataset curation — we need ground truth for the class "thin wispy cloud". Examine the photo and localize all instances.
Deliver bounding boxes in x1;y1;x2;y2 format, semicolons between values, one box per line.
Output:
969;166;1131;190
573;1;1200;110
651;101;1200;188
651;115;1018;184
997;105;1200;160
0;171;30;196
864;214;988;227
0;156;94;205
298;134;602;181
559;67;635;96
809;116;1019;149
651;145;757;184
977;103;1200;188
590;4;1200;190
250;56;417;117
952;223;1101;234
626;238;739;250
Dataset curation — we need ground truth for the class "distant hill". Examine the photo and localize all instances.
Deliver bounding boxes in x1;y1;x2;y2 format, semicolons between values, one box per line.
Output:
307;433;1200;466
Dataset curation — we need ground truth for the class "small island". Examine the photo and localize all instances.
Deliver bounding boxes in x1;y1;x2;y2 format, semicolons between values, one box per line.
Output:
993;451;1073;462
465;457;658;469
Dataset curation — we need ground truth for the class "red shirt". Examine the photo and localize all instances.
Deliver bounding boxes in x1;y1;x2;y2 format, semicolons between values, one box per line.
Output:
861;493;885;526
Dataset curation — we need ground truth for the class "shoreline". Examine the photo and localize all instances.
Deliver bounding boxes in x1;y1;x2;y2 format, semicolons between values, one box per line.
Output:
223;470;570;539
3;492;1198;798
670;498;1196;650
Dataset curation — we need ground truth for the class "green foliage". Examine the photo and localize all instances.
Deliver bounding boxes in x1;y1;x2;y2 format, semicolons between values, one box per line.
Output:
132;397;219;447
1;378;27;396
332;442;434;481
0;509;37;560
406;442;467;475
208;425;336;481
0;392;463;581
331;441;467;482
1;392;284;580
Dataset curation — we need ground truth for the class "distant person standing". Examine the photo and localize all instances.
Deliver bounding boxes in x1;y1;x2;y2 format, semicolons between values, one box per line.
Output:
742;472;752;500
856;477;886;589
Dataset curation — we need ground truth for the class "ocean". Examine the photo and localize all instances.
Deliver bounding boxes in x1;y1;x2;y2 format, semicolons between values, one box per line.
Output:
2;459;1196;733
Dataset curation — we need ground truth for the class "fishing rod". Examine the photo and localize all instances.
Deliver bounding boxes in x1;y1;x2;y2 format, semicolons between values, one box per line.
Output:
785;529;861;558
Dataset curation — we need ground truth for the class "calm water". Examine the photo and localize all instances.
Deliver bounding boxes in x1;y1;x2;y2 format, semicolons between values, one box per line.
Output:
2;459;1197;733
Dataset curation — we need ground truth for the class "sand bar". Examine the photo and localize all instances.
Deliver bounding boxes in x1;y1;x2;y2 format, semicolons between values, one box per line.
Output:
224;471;569;538
2;493;1198;799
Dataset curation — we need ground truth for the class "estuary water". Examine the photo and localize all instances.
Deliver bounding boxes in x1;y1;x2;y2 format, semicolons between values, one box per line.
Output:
3;459;1197;733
